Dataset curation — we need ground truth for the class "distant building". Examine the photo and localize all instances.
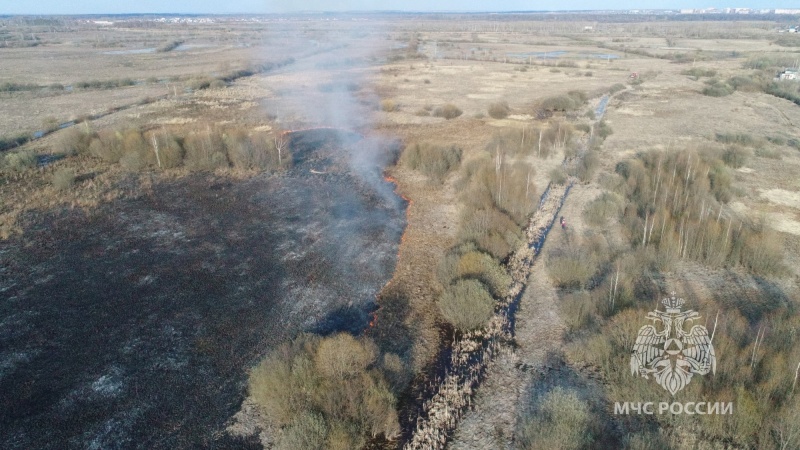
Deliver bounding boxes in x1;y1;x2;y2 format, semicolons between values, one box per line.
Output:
778;69;798;80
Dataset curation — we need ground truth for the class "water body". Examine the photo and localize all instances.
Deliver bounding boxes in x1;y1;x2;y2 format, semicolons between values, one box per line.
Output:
0;130;406;448
505;50;619;60
101;44;216;55
506;50;567;59
595;94;610;119
101;48;157;55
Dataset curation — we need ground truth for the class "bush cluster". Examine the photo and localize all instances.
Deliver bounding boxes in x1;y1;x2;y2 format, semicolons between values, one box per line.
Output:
438;279;495;331
552;145;796;449
516;387;594;450
51;168;76;191
539;90;588;112
249;333;399;449
487;101;511;119
156;40;183;52
400;142;462;183
1;149;37;173
681;67;717;78
701;79;734;97
58;125;289;172
75;78;136;90
432;104;463;120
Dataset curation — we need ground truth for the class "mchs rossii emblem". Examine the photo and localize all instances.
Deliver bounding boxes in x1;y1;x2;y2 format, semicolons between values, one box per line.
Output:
631;292;716;395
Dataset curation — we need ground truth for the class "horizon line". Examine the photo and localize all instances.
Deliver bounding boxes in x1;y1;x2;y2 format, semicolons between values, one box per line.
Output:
3;8;799;17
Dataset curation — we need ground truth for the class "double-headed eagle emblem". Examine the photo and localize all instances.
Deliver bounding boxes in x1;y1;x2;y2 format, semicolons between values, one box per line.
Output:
630;293;716;395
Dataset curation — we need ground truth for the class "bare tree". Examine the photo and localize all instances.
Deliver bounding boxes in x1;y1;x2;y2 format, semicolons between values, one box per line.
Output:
151;133;162;169
274;131;288;166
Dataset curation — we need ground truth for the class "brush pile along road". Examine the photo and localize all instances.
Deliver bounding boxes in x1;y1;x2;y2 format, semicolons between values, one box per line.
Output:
404;179;572;450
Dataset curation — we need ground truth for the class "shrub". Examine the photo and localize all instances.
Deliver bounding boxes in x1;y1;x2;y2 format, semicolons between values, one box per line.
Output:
572;150;599;182
741;231;787;277
0;133;31;152
487;101;510;119
119;151;147;171
681;67;717;78
150;132;185;169
223;129;283;171
766;136;786;146
186;77;214;90
727;75;763;92
702;80;734;97
754;147;782;160
456;250;511;297
3;150;36;172
708;162;733;203
517;387;592;450
209;79;226;89
609;83;626;94
51;168;76;191
765;82;800;106
400;142;462;182
432;104;462;119
56;128;92;156
249;333;399;445
547;243;599;289
716;132;758;147
276;411;328;450
539;91;587;112
183;128;228;170
438;279;495;331
0;82;40;92
722;145;752;168
380;99;398;112
458;200;523;260
583;192;622;226
595;120;613;139
314;333;376;379
549;167;567;185
157;40;183;53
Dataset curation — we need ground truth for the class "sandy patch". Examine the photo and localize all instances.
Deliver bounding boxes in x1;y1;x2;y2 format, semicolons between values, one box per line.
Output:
615;107;654;116
157;117;196;125
767;212;800;236
478;85;505;93
467;93;500;100
760;188;800;209
507;114;534;121
737;167;755;174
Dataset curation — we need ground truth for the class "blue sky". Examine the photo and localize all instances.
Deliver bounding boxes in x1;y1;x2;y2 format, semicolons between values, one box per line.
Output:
0;1;798;15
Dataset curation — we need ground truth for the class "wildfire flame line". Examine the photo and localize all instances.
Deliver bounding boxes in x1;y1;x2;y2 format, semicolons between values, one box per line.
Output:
368;172;412;330
279;126;356;137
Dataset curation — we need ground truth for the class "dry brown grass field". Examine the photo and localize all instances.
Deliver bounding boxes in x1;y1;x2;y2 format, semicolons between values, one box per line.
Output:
2;12;800;450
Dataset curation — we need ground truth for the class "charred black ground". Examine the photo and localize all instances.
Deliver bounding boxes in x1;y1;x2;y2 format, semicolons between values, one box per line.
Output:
0;129;406;448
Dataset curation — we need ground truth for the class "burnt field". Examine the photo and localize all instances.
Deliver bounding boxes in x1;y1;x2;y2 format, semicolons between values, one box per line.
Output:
0;130;405;448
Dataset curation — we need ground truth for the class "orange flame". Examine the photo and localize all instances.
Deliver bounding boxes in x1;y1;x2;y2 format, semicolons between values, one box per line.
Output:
383;172;412;244
279;126;348;137
367;173;412;335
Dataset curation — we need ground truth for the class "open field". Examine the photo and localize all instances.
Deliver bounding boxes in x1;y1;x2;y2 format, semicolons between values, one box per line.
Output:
2;12;800;450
